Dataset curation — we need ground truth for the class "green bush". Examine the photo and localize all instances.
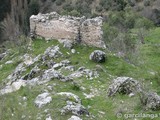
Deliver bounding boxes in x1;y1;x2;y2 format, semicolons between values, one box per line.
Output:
134;17;154;29
55;0;65;6
69;10;81;17
0;0;11;22
62;3;74;12
99;0;127;11
28;0;40;16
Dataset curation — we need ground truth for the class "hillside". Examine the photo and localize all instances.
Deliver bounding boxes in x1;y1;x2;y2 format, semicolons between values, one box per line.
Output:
0;0;160;120
0;27;160;119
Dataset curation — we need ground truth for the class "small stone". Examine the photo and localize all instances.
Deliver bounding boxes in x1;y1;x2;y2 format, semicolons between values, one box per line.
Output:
71;49;76;54
129;93;135;97
5;60;13;64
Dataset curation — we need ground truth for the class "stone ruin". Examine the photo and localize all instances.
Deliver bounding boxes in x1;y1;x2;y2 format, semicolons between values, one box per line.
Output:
30;12;106;48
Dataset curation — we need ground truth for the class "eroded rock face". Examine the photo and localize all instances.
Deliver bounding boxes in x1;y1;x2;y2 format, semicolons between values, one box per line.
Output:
107;77;142;97
30;12;105;48
89;50;106;63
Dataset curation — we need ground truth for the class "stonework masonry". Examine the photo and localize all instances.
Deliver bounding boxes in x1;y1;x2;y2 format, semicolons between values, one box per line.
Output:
30;12;106;48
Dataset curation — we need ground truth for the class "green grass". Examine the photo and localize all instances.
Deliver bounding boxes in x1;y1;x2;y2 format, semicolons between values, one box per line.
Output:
0;27;160;120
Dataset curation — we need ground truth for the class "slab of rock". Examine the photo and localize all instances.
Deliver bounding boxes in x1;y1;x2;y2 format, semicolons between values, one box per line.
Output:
89;50;106;63
68;115;82;120
0;80;26;95
69;67;99;80
34;92;52;108
5;60;13;64
57;92;81;104
42;68;72;82
107;77;142;97
61;101;89;116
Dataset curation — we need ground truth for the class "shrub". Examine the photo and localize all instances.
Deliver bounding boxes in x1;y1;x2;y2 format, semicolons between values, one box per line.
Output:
62;3;74;12
134;17;154;29
69;10;81;17
0;0;11;22
55;0;65;6
28;0;40;16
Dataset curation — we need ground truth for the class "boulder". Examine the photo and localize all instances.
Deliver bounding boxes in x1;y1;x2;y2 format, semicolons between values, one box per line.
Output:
34;92;52;108
89;50;106;63
61;101;89;116
107;77;142;97
61;39;73;49
58;92;89;116
44;45;62;59
140;92;160;110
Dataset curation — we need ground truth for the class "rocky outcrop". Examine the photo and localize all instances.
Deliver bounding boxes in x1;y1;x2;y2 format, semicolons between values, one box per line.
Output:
58;92;89;116
107;77;142;97
140;92;160;110
30;12;106;48
34;92;52;108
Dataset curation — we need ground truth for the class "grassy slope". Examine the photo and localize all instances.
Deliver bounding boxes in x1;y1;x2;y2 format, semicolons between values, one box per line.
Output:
0;28;160;120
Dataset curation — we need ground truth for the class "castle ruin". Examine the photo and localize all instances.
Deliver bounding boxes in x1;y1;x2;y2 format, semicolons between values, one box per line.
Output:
30;12;106;48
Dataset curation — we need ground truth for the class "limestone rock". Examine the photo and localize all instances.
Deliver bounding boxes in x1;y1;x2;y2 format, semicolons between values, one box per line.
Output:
68;115;82;120
60;39;73;49
58;92;89;116
34;92;52;108
65;66;75;71
89;50;106;63
57;92;81;104
107;77;142;97
69;67;99;80
71;49;76;54
0;80;26;95
5;60;13;64
44;45;62;59
42;68;72;82
7;63;26;82
23;66;41;80
61;101;89;116
140;92;160;110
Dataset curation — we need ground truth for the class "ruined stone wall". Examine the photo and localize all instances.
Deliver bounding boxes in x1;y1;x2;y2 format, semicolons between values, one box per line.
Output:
30;12;106;48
